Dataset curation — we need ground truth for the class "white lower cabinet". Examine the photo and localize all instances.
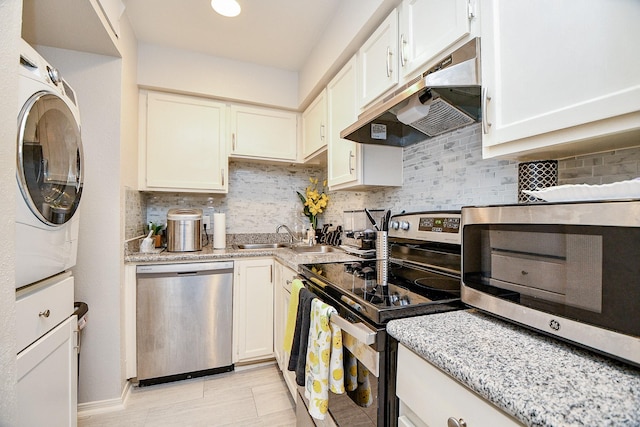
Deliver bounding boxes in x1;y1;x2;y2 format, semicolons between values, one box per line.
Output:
274;261;298;399
17;315;77;427
396;344;522;427
233;258;275;363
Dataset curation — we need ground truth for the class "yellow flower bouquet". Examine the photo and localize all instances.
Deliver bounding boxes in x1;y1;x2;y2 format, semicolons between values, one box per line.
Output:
297;177;329;230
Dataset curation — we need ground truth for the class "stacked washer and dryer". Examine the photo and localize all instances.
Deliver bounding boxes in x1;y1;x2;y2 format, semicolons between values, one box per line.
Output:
15;39;84;427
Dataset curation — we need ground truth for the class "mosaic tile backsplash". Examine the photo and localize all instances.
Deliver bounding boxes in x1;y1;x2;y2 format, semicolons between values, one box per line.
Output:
125;123;640;236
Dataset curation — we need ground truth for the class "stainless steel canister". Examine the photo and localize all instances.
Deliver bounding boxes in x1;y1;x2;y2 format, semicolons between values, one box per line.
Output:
167;208;202;252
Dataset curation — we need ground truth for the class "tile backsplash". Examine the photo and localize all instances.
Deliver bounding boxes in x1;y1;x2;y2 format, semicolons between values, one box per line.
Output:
125;123;640;236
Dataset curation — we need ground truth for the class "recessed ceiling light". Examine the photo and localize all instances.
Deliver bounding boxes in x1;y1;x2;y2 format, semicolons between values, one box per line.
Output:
211;0;241;17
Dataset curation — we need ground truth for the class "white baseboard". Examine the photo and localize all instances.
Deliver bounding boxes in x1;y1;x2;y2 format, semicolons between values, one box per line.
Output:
77;380;132;417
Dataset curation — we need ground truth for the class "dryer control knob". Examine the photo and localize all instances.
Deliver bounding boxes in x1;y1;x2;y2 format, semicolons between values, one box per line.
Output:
47;66;61;85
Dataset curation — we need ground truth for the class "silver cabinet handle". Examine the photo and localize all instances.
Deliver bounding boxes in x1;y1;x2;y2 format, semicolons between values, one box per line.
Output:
232;133;236;151
482;87;492;134
320;124;325;141
348;150;355;173
39;309;50;318
400;34;407;67
386;46;392;78
447;417;467;427
221;169;225;186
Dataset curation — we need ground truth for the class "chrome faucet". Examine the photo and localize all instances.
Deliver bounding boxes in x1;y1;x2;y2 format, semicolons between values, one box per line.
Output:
276;224;301;244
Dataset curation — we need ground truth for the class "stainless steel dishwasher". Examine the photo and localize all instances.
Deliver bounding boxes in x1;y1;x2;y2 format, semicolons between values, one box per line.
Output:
136;261;234;386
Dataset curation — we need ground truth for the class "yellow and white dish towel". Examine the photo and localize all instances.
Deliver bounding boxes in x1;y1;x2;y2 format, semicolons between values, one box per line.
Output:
304;299;345;419
283;279;304;353
344;349;374;407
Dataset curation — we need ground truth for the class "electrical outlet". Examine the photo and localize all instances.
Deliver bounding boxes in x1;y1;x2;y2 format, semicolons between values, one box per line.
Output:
203;215;211;232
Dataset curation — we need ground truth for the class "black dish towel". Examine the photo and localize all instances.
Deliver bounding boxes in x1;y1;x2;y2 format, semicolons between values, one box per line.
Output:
287;287;316;386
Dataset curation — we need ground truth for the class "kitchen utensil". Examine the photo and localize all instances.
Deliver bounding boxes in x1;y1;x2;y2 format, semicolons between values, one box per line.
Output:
364;208;380;231
140;230;155;253
382;210;391;231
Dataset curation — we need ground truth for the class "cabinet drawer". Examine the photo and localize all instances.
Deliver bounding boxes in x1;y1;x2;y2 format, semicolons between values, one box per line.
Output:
16;273;74;353
397;344;522;427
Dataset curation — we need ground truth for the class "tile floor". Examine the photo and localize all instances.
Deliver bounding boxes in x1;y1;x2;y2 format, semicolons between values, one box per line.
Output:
78;364;296;427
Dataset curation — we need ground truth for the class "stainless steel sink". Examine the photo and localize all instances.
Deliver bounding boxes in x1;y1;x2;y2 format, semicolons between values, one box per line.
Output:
290;245;341;254
234;243;289;249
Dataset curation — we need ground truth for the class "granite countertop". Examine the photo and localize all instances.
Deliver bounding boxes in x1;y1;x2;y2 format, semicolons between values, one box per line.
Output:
387;310;640;427
125;243;360;272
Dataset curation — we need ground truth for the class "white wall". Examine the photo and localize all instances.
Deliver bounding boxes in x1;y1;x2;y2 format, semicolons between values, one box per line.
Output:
137;43;299;109
36;45;124;405
0;1;21;424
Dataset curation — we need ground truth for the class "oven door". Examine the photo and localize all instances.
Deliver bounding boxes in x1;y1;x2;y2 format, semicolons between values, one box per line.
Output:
297;276;396;427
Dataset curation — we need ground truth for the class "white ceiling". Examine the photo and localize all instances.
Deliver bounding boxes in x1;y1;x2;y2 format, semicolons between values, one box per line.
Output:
123;0;343;72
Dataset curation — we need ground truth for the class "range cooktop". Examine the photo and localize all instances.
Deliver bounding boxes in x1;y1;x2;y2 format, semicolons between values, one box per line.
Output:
300;259;463;325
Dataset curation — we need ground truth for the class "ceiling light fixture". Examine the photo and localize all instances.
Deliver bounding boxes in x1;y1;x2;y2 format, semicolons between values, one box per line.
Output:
211;0;241;17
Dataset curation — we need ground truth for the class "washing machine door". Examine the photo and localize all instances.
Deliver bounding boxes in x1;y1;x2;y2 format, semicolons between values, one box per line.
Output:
17;91;83;226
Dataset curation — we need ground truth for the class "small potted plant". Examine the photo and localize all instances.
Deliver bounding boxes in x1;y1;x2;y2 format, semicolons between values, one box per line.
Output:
147;222;164;248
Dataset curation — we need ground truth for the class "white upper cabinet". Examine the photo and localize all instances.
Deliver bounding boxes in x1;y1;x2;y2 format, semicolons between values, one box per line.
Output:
399;0;475;79
481;0;640;159
328;56;403;190
358;9;399;109
139;91;228;193
229;104;298;162
302;89;328;161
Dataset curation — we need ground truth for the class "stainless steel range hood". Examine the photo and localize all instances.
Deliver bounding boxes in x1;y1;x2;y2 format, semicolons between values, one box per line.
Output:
341;38;481;147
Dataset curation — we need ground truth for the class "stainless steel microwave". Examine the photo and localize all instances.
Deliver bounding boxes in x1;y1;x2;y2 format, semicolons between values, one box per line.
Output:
461;200;640;366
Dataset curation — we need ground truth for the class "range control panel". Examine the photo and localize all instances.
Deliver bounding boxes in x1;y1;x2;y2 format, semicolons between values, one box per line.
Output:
418;216;461;233
388;211;461;245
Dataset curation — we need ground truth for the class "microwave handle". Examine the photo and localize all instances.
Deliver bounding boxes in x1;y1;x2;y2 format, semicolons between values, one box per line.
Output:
330;313;376;345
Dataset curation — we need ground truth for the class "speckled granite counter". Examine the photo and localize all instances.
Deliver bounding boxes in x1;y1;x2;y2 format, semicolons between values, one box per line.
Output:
125;243;360;272
387;310;640;427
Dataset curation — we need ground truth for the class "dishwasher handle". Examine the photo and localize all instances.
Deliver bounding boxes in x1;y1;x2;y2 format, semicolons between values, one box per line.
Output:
136;261;234;275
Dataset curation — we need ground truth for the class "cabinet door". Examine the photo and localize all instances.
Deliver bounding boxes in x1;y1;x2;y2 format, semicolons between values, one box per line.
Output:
274;261;298;400
234;259;274;362
17;316;77;427
302;89;328;160
229;105;298;162
399;0;472;79
143;91;228;192
328;57;404;190
397;344;522;427
359;8;398;108
328;56;359;187
481;0;640;159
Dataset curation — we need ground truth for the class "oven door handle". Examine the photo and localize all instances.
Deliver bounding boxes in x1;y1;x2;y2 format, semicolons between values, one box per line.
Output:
331;314;376;345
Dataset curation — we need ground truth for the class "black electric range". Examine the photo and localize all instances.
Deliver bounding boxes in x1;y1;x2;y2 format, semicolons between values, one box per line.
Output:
296;211;465;427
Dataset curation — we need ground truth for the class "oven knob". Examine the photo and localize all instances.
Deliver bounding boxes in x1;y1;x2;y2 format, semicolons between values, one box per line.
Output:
399;221;410;231
389;220;400;230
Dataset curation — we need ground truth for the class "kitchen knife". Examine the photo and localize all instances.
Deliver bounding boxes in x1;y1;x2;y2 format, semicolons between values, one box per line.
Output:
364;208;380;231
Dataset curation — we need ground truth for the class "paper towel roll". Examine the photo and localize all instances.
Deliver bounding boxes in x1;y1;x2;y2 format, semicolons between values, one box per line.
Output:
213;213;226;249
